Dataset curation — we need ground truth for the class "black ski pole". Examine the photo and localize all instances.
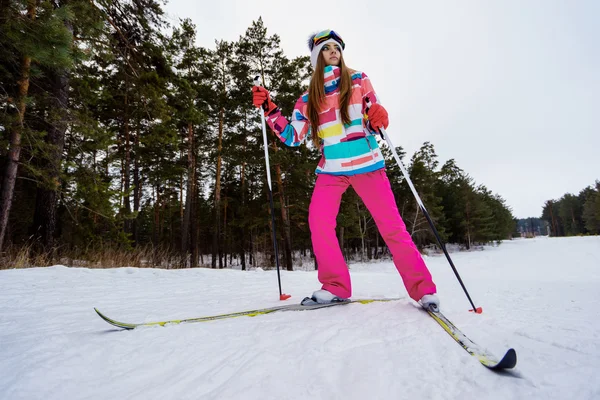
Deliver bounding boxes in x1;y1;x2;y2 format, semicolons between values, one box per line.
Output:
366;98;482;313
254;75;291;301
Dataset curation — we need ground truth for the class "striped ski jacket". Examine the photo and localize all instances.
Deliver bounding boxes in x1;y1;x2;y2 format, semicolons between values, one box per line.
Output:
264;65;385;176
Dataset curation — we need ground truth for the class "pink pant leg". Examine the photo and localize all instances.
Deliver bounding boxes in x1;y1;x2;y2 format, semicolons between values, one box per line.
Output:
308;174;352;298
351;169;437;301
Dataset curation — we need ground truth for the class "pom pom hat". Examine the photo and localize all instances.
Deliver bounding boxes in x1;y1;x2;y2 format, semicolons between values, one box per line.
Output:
308;30;346;68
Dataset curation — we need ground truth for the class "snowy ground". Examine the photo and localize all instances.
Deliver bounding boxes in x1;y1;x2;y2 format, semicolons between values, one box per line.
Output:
1;236;599;400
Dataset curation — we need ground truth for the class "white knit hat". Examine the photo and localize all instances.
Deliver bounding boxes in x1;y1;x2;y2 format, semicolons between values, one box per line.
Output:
308;30;345;69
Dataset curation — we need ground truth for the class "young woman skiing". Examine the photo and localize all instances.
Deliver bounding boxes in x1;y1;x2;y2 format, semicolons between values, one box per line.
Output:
252;29;439;309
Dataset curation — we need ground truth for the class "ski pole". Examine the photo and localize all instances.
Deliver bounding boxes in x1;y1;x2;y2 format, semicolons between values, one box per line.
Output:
366;98;482;313
254;75;291;301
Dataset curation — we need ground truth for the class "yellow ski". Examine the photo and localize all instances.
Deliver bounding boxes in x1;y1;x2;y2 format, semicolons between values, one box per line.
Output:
95;298;400;330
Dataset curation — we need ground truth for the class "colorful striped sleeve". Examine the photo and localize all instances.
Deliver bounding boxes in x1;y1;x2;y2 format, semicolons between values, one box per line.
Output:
264;93;311;147
359;72;383;135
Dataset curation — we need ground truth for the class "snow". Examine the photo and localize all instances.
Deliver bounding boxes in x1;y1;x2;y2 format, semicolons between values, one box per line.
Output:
1;236;599;400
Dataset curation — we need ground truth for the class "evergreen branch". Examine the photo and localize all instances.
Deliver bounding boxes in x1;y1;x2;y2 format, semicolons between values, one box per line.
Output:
73;201;113;221
16;175;113;223
87;0;140;78
73;35;111;47
17;176;43;185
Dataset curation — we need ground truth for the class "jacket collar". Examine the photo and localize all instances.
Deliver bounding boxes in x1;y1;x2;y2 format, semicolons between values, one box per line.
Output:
324;65;341;93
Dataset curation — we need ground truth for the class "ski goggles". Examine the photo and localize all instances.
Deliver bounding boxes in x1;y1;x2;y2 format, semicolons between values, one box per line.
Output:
313;30;345;50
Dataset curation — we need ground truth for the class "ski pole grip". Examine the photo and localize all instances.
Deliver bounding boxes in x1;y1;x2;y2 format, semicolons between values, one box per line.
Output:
364;96;384;138
253;75;270;112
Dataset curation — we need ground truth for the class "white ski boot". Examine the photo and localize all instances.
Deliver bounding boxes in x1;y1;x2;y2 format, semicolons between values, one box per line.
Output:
419;294;440;311
301;289;348;306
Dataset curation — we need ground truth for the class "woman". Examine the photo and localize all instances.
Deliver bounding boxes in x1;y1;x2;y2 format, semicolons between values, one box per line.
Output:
252;29;439;309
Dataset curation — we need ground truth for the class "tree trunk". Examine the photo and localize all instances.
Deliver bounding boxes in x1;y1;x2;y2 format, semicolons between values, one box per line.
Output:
31;15;72;252
465;201;472;250
240;118;247;271
411;204;419;238
549;202;557;236
357;201;366;262
123;67;132;234
179;146;184;227
223;197;228;268
249;230;254;267
153;185;160;245
0;0;36;251
0;0;10;20
240;160;247;271
190;167;198;268
273;143;293;271
212;107;224;268
338;226;345;261
182;122;195;261
132;130;140;245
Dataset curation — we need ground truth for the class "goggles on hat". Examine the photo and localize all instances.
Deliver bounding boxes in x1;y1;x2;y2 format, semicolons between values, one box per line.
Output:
313;30;346;50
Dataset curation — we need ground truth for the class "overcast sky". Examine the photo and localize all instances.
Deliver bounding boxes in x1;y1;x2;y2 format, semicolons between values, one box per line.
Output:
164;0;599;219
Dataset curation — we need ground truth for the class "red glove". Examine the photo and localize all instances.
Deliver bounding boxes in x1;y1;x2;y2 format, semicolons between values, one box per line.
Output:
252;86;277;114
367;103;389;132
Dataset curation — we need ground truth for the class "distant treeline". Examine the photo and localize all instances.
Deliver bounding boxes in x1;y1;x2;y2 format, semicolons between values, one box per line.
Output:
516;218;549;237
542;181;600;236
0;1;515;269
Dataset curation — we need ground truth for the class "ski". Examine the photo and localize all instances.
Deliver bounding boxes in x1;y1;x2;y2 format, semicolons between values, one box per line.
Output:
426;307;517;370
94;298;400;330
95;299;516;370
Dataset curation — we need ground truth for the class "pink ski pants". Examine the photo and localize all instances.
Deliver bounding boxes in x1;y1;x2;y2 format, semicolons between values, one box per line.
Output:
308;168;436;301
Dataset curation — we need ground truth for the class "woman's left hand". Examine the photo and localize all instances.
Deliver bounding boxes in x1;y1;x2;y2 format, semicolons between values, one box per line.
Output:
367;103;389;132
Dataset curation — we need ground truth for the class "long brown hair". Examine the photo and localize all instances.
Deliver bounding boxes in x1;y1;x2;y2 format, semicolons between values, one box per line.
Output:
307;52;354;148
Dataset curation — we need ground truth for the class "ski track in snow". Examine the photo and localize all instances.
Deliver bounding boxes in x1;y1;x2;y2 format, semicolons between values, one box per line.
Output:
1;236;599;399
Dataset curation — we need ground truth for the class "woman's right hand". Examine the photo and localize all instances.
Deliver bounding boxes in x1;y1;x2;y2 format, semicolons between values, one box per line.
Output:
252;86;277;113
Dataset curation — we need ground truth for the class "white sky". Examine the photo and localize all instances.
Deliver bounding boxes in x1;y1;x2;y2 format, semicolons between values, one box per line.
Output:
163;0;599;219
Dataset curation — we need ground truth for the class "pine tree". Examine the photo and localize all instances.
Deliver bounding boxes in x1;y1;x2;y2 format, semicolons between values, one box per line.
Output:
406;142;445;248
558;194;583;236
0;0;74;251
542;200;562;236
578;185;596;235
475;185;512;243
582;181;600;234
236;18;293;270
29;0;76;253
93;0;174;246
167;19;206;266
374;142;409;256
437;159;469;244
